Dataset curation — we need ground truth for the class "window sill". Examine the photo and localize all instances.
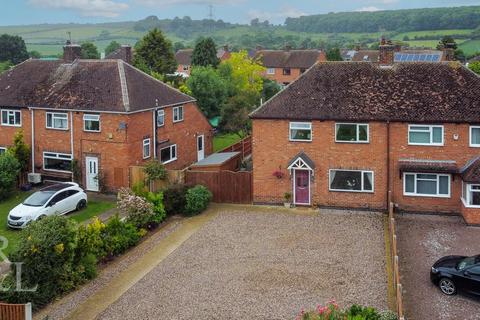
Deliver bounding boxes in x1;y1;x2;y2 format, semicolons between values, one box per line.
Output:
173;120;184;124
1;124;22;127
162;158;177;165
335;140;369;144
83;130;101;133
329;189;374;194
461;197;480;208
407;143;444;147
289;139;312;142
46;127;69;131
43;168;72;174
403;193;450;198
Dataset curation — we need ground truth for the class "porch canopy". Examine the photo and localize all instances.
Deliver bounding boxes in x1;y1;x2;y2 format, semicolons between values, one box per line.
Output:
398;159;458;176
287;151;315;173
460;156;480;183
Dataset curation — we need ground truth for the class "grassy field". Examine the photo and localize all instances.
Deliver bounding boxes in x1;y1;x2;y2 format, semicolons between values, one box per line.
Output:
0;191;115;259
213;133;242;152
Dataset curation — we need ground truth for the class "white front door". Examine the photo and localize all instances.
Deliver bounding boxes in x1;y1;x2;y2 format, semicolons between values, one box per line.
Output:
86;156;99;192
197;135;205;161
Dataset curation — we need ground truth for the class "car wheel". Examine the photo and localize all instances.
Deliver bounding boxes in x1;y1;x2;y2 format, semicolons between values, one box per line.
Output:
37;215;47;220
439;278;457;295
76;199;87;211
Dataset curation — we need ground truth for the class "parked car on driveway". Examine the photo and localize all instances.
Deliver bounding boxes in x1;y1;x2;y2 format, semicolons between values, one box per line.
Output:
7;183;88;229
431;255;480;296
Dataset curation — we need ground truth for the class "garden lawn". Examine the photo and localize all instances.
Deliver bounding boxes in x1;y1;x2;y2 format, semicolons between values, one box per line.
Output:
0;192;115;259
213;133;242;152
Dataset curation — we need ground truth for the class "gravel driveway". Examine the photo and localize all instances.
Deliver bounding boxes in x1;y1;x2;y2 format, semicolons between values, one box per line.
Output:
396;214;480;320
97;208;388;320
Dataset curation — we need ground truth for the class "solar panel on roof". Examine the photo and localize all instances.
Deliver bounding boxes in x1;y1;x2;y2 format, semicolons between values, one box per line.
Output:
412;54;420;61
406;54;414;61
419;54;427;61
431;54;441;62
425;54;433;61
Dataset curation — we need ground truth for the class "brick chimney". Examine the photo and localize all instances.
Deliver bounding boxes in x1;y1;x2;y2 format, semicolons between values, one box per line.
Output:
441;42;456;61
379;38;395;65
121;45;132;64
63;41;82;63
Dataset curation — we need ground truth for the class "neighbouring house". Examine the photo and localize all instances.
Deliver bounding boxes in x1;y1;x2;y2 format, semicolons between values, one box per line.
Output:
0;43;213;192
255;47;326;87
250;51;480;225
174;45;231;77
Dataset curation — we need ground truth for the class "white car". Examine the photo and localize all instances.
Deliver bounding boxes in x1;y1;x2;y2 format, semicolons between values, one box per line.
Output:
7;183;88;229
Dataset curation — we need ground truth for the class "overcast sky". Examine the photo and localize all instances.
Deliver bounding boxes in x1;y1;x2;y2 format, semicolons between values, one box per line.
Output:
2;1;478;26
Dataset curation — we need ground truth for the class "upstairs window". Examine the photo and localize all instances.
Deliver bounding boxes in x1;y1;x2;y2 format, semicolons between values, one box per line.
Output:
83;114;100;132
160;144;177;164
1;110;21;127
173;106;184;123
143;138;151;159
46;112;68;130
283;68;291;76
157;110;165;127
470;126;480;147
408;125;443;146
335;123;369;143
404;173;450;197
267;68;275;75
289;122;312;142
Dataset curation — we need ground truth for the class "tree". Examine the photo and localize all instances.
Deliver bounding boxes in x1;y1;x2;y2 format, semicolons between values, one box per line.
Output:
8;129;30;174
469;61;480;75
80;42;100;59
133;28;177;76
0;61;12;74
0;153;20;200
326;47;343;61
0;34;29;64
220;90;260;138
186;66;228;118
219;50;265;94
437;36;457;50
105;41;121;56
191;37;220;68
262;78;281;102
29;51;41;59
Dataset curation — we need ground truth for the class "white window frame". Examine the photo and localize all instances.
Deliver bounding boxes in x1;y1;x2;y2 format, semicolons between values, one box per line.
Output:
43;152;73;173
173;106;184;123
469;126;480;147
461;182;480;208
1;109;21;127
143;138;151;159
289;122;312;142
408;125;444;146
160;144;177;164
266;68;275;75
0;147;6;154
157;109;165;127
335;123;369;143
328;169;375;193
83;114;101;132
403;172;451;198
46;112;69;130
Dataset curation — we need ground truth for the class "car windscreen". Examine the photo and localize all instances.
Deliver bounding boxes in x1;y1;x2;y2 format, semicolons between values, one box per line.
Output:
23;191;56;207
457;256;477;270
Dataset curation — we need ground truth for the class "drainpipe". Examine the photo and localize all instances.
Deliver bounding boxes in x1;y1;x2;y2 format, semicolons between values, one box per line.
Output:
70;111;74;181
152;110;157;159
30;108;35;174
386;121;391;208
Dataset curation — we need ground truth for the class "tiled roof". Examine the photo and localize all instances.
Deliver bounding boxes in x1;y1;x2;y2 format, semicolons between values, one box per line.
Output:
255;50;324;69
0;59;194;113
461;157;480;183
175;49;193;65
251;62;480;123
351;50;379;62
399;159;458;174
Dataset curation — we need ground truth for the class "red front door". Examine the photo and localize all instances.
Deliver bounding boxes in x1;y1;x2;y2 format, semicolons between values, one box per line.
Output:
294;170;310;205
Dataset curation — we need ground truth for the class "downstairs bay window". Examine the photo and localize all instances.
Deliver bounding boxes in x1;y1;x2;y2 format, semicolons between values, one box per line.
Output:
403;173;450;198
462;183;480;207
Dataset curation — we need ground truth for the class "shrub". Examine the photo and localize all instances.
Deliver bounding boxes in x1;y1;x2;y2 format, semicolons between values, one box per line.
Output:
132;181;149;198
0;216;80;309
346;304;381;320
296;301;391;320
163;184;189;215
102;215;143;257
0;153;20;200
380;311;398;320
76;217;106;260
184;185;212;216
144;160;167;181
117;188;155;228
146;191;167;226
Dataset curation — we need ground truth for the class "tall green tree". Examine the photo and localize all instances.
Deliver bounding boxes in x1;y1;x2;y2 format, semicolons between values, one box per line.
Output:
219;50;265;94
80;42;100;59
326;47;343;61
186;66;228;118
437;36;457;50
191;37;220;68
262;78;281;102
29;51;41;59
469;61;480;75
8;129;30;174
0;61;13;74
0;34;29;64
133;28;177;76
220;90;260;138
0;153;20;200
105;41;121;56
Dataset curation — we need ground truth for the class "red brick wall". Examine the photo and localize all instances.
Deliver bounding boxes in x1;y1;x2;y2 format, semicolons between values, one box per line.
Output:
263;68;305;85
460;204;480;225
176;64;190;75
0;102;212;192
253;120;480;213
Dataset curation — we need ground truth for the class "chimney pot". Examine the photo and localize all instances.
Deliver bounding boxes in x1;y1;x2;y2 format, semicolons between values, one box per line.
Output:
63;42;82;63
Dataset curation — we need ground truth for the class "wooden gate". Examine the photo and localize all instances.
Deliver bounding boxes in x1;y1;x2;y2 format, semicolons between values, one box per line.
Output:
0;302;31;320
185;170;252;204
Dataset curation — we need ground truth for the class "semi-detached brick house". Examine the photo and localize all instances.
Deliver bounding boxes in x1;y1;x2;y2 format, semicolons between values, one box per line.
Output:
250;55;480;225
0;44;213;192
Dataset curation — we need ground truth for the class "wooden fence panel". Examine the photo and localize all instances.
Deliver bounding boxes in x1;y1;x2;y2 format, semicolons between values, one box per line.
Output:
218;136;252;159
0;302;30;320
185;170;252;204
